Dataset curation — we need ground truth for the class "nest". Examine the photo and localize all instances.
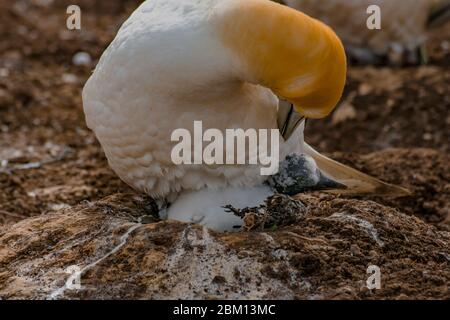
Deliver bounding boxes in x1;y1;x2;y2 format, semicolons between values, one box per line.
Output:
224;194;306;231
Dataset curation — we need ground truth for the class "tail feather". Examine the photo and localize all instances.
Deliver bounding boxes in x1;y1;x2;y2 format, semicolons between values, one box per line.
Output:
304;143;411;197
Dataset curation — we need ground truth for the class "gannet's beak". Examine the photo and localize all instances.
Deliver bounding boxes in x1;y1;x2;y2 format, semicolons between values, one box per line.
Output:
304;144;412;197
275;106;410;196
277;100;304;141
270;150;411;197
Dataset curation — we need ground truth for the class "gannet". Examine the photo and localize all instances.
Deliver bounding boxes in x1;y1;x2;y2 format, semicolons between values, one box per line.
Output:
83;0;408;231
284;0;450;64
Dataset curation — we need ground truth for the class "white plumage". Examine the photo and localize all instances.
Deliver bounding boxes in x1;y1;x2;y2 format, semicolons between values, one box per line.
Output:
83;0;311;200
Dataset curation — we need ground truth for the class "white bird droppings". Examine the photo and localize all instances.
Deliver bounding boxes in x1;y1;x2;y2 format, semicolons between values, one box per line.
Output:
327;212;385;247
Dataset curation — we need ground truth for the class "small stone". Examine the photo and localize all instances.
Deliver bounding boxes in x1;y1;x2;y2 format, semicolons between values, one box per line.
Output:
332;101;357;124
350;244;362;256
0;68;9;77
358;83;372;96
72;52;92;66
272;249;289;260
62;73;78;84
49;203;71;211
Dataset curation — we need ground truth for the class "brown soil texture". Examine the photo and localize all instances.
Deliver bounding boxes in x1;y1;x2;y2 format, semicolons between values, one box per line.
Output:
0;193;449;300
0;1;449;299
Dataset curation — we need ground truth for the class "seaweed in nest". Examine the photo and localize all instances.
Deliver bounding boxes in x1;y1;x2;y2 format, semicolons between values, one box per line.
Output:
224;194;306;231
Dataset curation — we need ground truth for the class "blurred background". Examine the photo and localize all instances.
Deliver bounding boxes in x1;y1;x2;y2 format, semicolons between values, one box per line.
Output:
0;0;449;229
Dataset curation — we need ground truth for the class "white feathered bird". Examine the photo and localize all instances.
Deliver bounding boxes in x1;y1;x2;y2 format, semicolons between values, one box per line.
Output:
83;0;408;231
284;0;450;64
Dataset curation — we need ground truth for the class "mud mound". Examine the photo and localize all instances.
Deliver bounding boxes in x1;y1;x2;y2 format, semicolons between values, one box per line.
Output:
331;149;450;230
0;193;448;300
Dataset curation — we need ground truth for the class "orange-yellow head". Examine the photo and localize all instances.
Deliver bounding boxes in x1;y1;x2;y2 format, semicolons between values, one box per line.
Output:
215;0;347;119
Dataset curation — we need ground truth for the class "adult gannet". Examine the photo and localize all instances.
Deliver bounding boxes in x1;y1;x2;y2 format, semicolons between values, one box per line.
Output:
83;0;408;231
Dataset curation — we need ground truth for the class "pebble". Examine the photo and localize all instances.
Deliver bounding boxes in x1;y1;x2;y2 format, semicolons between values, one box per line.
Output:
350;244;362;256
72;52;92;66
272;249;289;260
62;73;78;84
0;68;9;77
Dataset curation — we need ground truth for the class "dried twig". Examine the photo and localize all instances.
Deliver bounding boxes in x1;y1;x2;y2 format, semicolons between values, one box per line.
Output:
224;194;307;231
0;147;74;174
0;210;27;219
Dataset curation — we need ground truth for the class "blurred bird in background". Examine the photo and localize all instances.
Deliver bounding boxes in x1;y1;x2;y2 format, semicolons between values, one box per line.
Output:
283;0;450;64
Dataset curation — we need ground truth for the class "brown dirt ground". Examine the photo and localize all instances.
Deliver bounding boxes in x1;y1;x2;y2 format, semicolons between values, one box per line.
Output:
0;0;449;299
1;193;449;300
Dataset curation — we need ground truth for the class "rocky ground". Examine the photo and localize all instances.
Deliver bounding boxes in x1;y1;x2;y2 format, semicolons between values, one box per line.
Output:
0;0;449;299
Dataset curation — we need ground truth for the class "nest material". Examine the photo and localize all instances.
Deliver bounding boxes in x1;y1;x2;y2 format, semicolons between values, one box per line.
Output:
224;194;306;231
